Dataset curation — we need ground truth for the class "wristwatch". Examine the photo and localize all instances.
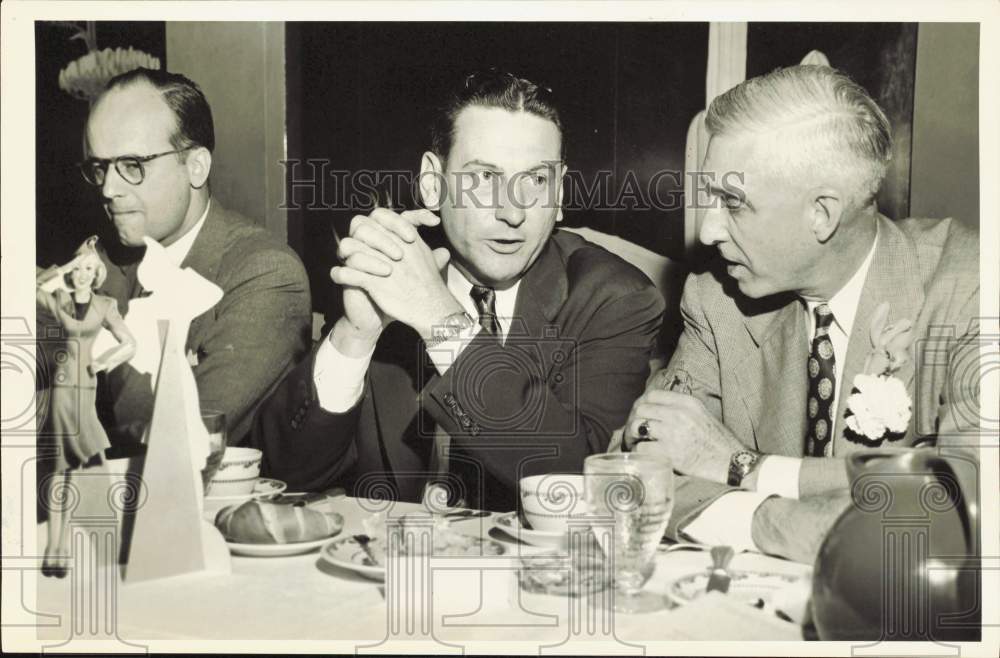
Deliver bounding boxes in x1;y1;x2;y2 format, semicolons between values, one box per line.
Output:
425;311;476;348
727;449;761;487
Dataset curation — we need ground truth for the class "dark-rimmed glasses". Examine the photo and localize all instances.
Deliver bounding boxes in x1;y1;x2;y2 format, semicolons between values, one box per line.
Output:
78;146;194;186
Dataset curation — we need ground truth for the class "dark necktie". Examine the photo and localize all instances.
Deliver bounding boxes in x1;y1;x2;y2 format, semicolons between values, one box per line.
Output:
469;285;501;336
806;303;837;457
431;285;500;511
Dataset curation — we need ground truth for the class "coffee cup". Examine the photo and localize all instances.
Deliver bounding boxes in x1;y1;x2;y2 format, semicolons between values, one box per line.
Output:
519;474;587;533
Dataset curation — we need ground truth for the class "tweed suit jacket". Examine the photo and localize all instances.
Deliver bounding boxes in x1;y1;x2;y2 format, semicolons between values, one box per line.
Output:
656;215;980;538
95;202;312;447
252;229;666;511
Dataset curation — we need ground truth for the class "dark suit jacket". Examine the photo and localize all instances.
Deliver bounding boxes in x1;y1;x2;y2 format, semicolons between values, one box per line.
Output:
94;202;312;447
253;229;666;511
655;215;980;538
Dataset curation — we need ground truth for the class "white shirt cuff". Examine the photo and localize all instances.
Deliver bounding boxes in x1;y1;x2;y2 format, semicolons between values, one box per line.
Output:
681;491;774;553
754;455;802;500
425;324;482;375
313;333;375;413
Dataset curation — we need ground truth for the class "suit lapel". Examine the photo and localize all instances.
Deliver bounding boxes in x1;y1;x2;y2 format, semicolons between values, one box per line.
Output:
511;231;569;356
833;215;924;452
734;297;809;455
177;202;228;348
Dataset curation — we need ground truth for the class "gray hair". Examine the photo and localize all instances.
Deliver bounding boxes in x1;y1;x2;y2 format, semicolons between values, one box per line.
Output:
705;65;892;205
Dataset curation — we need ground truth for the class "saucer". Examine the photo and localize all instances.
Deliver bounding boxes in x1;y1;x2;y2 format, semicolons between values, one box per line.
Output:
667;569;807;607
203;477;287;518
493;511;577;548
320;533;508;581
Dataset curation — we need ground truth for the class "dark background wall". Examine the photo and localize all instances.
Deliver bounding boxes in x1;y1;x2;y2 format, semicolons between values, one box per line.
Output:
284;23;710;317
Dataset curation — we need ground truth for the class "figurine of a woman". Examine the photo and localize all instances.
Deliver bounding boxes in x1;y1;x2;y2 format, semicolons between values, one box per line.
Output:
36;238;136;577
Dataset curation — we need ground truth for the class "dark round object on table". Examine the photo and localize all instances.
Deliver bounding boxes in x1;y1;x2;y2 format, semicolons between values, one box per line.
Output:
811;448;980;641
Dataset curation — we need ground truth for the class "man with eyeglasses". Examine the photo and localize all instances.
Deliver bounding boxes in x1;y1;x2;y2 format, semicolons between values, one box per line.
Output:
60;68;310;449
253;70;665;511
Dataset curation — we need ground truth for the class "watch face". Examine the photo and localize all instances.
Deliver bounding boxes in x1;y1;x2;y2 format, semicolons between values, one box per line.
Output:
735;452;756;468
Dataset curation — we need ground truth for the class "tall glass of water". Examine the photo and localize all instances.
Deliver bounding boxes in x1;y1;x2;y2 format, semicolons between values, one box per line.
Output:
584;452;674;613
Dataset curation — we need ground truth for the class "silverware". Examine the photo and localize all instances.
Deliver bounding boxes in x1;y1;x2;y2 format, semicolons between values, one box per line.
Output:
353;534;380;567
442;509;490;520
706;545;735;594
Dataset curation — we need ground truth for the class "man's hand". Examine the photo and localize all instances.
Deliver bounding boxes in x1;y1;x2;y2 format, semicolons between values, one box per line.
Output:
751;493;853;564
331;208;458;339
329;209;444;355
626;389;744;483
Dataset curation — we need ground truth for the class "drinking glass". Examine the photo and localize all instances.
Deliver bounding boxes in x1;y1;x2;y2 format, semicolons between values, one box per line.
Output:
200;409;227;494
584;452;674;613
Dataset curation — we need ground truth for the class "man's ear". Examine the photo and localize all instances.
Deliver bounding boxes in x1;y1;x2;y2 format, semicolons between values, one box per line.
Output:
186;146;212;189
554;161;566;223
809;188;844;243
419;151;445;211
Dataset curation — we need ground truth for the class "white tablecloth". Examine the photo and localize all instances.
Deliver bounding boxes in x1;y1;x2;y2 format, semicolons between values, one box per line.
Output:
34;496;809;649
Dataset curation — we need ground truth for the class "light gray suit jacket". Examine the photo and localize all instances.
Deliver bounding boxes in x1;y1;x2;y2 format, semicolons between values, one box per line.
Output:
658;215;980;537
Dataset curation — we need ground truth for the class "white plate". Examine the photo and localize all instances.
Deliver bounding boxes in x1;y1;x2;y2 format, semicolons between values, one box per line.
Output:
226;533;338;557
492;511;573;548
320;536;387;580
320;533;508;581
667;569;807;607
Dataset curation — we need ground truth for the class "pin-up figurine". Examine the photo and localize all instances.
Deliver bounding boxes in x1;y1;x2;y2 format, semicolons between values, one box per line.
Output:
36;237;136;577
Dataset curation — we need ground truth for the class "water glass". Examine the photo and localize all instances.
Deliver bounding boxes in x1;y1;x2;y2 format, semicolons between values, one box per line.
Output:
584;452;674;613
200;409;227;493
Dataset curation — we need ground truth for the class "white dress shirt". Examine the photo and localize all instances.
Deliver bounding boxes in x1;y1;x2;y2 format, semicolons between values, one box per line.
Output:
314;264;520;413
163;200;210;266
683;226;879;551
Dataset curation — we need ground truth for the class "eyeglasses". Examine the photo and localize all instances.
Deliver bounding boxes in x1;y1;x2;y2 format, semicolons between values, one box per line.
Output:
78;146;194;186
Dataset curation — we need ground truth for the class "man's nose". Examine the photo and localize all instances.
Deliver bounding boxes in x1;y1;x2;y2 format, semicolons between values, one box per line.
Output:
699;203;729;246
100;165;128;199
495;178;526;227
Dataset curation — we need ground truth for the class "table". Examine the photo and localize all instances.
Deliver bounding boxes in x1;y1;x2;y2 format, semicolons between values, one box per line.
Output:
34;496;810;651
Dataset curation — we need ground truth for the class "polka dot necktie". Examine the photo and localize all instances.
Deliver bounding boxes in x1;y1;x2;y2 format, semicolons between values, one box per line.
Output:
806;303;837;457
470;285;501;336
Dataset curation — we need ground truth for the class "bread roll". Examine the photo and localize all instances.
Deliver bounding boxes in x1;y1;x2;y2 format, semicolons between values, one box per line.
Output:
215;499;344;544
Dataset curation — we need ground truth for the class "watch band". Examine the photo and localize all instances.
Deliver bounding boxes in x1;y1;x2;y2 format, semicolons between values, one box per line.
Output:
727;449;761;487
424;311;476;348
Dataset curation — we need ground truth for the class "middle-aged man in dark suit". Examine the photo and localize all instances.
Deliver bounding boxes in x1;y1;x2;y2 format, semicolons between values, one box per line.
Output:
616;65;980;564
51;68;312;448
254;70;665;511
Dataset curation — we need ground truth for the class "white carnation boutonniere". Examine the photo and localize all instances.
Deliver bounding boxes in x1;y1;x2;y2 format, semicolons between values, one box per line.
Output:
844;302;915;446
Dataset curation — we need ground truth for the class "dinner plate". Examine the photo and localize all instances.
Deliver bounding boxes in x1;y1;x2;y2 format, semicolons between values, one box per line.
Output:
667;569;807;607
226;533;338;558
320;533;509;581
492;511;571;548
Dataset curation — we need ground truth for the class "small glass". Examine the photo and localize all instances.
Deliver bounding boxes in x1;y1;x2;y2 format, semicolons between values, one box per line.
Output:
584;452;674;614
200;409;227;493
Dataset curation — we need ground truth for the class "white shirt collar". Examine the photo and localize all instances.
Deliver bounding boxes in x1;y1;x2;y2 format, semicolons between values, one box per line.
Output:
446;264;520;343
163;199;211;266
805;220;879;337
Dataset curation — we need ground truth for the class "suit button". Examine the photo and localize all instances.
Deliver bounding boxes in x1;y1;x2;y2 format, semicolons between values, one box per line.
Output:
291;419;300;430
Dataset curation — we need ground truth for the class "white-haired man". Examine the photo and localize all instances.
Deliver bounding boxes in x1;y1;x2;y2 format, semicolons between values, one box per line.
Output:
618;65;979;563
